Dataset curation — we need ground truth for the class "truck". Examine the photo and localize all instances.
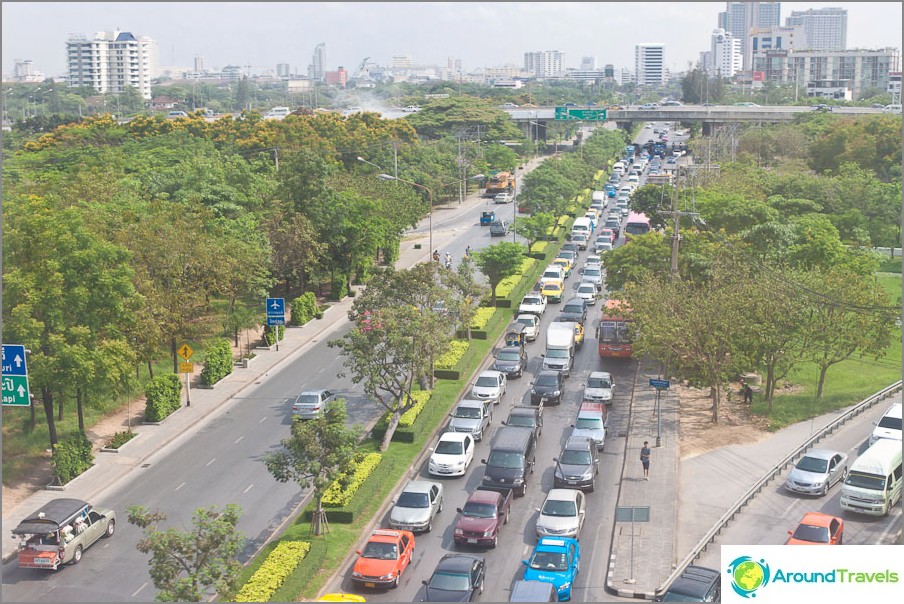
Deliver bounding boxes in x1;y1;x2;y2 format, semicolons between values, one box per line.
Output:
483;171;516;198
453;486;513;548
480;210;497;226
542;322;576;376
12;498;116;569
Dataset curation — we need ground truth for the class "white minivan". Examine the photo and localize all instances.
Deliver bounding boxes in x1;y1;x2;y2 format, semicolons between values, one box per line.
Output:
612;161;626;176
869;402;902;446
571;217;593;240
839;438;902;516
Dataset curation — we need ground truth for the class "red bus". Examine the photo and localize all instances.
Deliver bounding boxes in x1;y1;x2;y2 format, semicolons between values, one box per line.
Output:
623;212;651;241
598;299;633;358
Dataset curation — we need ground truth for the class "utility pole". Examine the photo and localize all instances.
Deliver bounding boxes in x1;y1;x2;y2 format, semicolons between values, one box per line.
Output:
661;169;699;282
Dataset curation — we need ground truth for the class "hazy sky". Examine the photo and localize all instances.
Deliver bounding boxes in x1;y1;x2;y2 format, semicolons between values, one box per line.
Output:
2;2;901;78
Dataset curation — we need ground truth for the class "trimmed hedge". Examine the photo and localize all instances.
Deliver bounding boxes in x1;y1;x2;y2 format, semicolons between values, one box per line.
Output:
322;452;384;508
234;541;311;602
144;373;182;422
288;292;317;326
200;338;233;386
371;390;433;443
51;433;94;485
435;340;470;370
469;307;496;330
496;258;538;299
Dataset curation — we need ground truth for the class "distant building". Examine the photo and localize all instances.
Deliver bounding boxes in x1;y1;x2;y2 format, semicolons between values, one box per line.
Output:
309;43;326;81
194;55;205;72
719;2;782;70
524;50;565;78
276;63;291;78
580;56;597;70
66;30;158;99
635;43;665;85
324;66;347;87
710;28;742;77
786;7;847;52
749;25;804;54
12;59;44;83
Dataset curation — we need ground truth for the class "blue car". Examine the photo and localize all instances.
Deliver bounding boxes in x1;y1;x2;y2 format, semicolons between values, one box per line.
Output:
522;537;580;601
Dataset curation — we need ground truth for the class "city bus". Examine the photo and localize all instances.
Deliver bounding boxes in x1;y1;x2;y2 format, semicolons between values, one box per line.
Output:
623;212;651;241
598;299;633;358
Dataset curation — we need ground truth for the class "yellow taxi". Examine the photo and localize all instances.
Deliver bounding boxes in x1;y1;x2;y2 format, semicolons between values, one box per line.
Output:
317;594;366;602
540;280;565;303
552;257;572;277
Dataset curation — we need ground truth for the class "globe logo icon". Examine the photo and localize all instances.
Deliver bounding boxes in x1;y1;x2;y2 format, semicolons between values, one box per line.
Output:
727;556;770;598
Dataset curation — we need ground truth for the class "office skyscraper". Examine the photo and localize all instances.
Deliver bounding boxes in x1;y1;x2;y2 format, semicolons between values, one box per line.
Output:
635;43;665;85
786;7;847;51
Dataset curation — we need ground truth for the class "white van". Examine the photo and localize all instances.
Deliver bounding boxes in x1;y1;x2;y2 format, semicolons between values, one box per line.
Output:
883;104;902;114
840;439;902;516
591;190;606;203
612;162;626;176
869;402;902;446
571;217;593;239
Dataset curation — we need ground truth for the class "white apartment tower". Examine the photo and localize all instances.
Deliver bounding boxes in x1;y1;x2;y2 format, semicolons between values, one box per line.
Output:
309;43;326;81
710;29;742;77
66;30;158;100
786;7;847;51
635;43;665;85
719;2;782;69
523;50;565;77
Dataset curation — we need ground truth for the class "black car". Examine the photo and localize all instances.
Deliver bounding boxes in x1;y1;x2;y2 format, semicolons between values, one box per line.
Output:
530;370;564;406
559;298;588;324
422;553;486;601
492;346;528;378
502;405;543;440
657;565;721;602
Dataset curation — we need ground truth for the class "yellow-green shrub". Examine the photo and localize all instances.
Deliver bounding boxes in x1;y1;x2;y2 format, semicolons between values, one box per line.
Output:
322;452;384;508
435;341;470;370
531;241;549;254
234;541;311;602
496;258;538;298
470;307;496;329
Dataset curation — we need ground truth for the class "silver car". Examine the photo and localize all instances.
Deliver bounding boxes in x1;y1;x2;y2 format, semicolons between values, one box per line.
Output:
291;389;335;419
470;370;507;405
535;488;586;539
389;480;444;533
784;448;849;496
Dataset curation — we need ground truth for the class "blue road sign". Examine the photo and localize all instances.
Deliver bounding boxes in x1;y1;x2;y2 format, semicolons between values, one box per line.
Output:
267;316;286;326
2;345;27;376
649;379;670;389
266;298;285;319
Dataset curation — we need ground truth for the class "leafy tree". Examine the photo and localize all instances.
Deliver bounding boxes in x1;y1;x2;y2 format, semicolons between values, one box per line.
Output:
127;504;245;602
264;400;364;535
602;231;671;292
808;115;902;182
441;256;489;340
473;242;526;306
627;185;673;230
518;169;574;216
514;212;556;251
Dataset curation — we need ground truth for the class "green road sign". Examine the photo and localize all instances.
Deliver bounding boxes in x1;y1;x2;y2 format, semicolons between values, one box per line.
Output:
2;375;31;406
555;107;608;121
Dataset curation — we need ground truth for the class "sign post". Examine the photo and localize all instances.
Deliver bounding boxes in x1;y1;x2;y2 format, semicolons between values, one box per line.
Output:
266;298;286;352
649;379;670;447
2;344;31;407
555;107;607;121
615;506;650;584
178;344;193;407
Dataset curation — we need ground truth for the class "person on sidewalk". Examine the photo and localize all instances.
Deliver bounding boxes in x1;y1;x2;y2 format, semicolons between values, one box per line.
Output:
640;441;651;480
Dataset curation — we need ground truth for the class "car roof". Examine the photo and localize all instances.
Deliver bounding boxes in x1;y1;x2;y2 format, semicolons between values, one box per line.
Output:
589;371;612;379
479;370;504;378
456;398;485;408
536;536;578;550
402;479;441;494
800;448;842;461
666;566;720;596
438;431;472;443
545;488;581;501
579;402;605;413
299;389;329;396
564;435;593;450
537;369;561;379
499;345;523;353
468;489;502;504
799;512;839;527
367;528;411;543
437;553;483;573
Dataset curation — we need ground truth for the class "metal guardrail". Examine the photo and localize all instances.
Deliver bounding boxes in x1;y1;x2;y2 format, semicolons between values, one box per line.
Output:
657;380;903;597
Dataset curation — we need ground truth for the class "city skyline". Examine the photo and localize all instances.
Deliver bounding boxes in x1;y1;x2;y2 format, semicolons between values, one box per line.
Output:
2;2;901;80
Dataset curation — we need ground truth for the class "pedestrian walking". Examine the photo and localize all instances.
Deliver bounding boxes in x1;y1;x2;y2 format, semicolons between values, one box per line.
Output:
640;441;651;480
744;382;754;404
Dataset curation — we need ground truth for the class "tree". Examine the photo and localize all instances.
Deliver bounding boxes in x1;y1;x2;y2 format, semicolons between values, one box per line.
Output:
264;401;364;535
441;256;489;341
127;504;245;602
514;212;556;252
473;242;525;307
518;169;575;216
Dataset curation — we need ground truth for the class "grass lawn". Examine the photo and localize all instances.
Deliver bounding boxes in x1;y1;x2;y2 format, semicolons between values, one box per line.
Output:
755;273;903;430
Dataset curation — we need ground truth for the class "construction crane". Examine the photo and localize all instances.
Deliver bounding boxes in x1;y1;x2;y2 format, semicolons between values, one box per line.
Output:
352;57;370;81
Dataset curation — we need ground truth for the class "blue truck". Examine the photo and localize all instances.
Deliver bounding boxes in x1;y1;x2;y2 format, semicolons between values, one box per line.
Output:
480;210;497;226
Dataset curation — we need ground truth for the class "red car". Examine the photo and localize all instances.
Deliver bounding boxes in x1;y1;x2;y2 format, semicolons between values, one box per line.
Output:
598;228;616;244
351;529;415;588
453;487;513;548
786;512;844;545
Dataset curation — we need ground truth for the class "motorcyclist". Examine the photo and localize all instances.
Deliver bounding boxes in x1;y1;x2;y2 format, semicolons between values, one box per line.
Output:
444;252;453;269
432;250;440;262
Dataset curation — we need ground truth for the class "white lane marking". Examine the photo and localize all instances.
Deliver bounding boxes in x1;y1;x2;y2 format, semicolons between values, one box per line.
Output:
206;458;216;466
259;416;267;423
234;435;244;444
174;482;186;492
132;582;148;597
243;483;254;494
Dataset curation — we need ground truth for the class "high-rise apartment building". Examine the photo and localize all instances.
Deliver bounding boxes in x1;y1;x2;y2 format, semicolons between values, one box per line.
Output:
194;55;204;72
635;43;665;85
786;7;847;51
523;50;565;77
66;30;158;100
309;43;326;81
580;56;597;70
710;28;743;77
719;2;782;69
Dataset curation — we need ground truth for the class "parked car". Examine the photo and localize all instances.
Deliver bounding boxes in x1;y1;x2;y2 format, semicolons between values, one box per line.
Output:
515;314;541;341
429;432;476;477
422;554;486;601
584;254;602;268
351;529;415;589
522;537;580;601
575;282;599;306
656;565;721;602
448;398;493;441
583;371;614;404
12;499;116;570
535;488;586;540
470;370;507;404
594;239;613;254
292;389;336;419
554;435;600;492
503;405;543;441
786;512;844;545
389;480;444;533
490;220;508;236
492;346;528;378
519;293;548;316
531;370;565;406
453;487;513;549
784;448;849;496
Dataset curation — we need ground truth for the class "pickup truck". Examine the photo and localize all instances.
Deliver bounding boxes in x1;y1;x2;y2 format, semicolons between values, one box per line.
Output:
453;487;513;548
480;210;497;226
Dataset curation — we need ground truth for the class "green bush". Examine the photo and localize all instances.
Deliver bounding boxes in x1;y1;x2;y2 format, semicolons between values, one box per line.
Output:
469;307;497;329
330;277;349;301
435;341;470;370
322;453;383;508
263;324;286;346
375;391;432;430
200;338;233;386
234;541;311;602
144;374;182;422
289;292;317;326
52;433;94;485
107;430;135;449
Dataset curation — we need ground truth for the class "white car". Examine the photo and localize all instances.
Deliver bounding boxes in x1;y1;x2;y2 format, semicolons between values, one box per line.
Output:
581;266;604;288
402;105;421;112
515;313;541;341
575;282;599;306
470;370;507;404
535;488;586;539
584;254;602;268
429;432;475;477
583;371;614;404
494;192;515;204
519;293;547;316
